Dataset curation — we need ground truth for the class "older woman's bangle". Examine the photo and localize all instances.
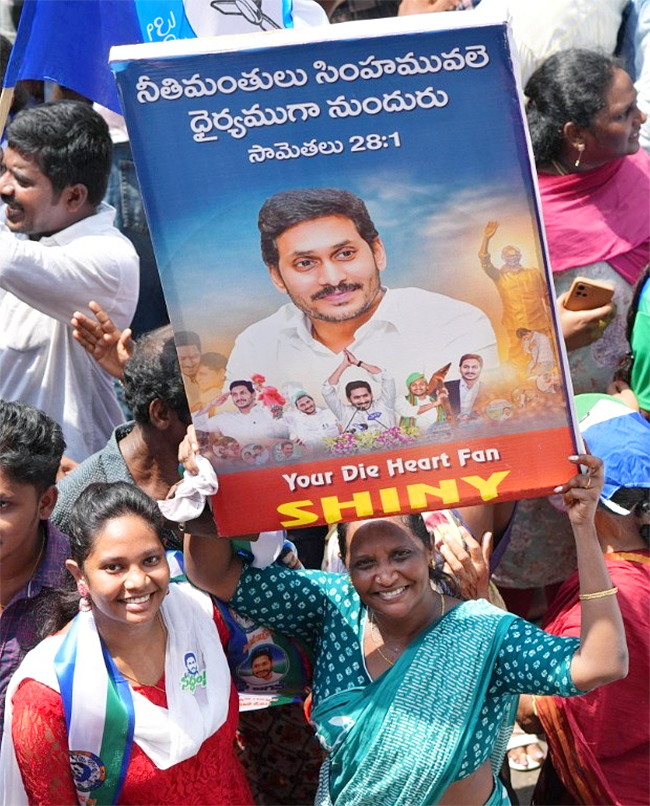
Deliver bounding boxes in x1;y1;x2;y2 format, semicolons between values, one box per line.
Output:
531;695;539;717
579;586;618;601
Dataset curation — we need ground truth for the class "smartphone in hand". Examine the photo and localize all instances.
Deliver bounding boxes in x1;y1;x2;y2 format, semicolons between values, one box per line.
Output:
564;277;614;311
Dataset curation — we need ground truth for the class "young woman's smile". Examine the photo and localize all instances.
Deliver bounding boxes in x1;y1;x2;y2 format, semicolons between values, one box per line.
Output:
67;513;170;630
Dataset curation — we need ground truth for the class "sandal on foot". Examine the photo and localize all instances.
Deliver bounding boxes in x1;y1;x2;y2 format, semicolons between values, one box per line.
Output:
507;731;544;771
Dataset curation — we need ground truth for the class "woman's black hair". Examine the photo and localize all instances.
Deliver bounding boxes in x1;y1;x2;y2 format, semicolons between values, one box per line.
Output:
613;265;650;385
607;487;650;547
68;482;166;567
36;483;166;637
336;514;458;595
525;49;619;166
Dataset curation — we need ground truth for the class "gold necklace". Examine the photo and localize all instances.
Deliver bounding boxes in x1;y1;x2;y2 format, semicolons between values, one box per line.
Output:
117;613;167;692
367;591;445;667
119;670;166;694
368;611;401;666
0;528;46;613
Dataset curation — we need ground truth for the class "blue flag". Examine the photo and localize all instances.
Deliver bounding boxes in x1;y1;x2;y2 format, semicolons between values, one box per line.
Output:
3;0;319;113
4;0;142;112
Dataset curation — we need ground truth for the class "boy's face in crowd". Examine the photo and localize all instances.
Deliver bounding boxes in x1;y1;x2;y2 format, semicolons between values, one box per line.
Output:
0;468;56;564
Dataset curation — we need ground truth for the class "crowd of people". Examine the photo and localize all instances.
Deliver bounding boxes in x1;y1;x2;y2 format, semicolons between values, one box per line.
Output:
0;0;649;805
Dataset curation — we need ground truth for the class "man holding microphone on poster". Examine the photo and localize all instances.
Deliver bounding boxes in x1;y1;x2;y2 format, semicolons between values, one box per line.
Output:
323;348;396;433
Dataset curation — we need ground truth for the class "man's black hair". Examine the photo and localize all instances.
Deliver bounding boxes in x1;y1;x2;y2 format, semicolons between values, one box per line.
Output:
345;380;371;400
0;400;65;493
258;188;379;267
459;353;484;367
6;100;112;205
122;326;191;426
174;331;202;350
251;647;273;663
230;380;254;394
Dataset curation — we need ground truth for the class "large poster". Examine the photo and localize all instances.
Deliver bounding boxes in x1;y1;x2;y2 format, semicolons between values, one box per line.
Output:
112;13;579;535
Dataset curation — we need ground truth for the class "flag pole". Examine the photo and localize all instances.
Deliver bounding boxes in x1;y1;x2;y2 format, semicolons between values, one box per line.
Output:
0;86;14;138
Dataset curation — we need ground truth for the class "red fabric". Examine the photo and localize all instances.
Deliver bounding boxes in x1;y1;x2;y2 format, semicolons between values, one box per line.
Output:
11;606;254;806
538;551;650;805
538;149;650;283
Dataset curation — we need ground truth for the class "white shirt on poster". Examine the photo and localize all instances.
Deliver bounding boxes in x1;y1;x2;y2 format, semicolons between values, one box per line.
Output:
459;378;481;413
284;408;340;445
203;403;289;442
226;288;498;410
322;370;396;433
394;395;443;427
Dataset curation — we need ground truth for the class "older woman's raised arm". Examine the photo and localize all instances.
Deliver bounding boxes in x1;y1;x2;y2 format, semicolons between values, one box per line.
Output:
555;454;628;691
183;531;243;602
177;424;244;600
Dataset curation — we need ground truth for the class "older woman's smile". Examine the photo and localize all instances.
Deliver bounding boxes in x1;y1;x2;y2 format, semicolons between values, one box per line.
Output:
374;585;409;600
345;517;440;627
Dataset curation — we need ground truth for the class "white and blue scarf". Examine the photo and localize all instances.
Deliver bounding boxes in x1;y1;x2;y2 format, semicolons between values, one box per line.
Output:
0;582;230;805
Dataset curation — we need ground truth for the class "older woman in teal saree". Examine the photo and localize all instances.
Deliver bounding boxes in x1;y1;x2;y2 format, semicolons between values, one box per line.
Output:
184;453;627;806
312;597;517;806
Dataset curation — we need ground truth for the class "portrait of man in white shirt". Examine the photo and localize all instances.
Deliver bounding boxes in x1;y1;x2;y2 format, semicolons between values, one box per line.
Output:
199;379;289;442
283;390;341;447
226;188;498;411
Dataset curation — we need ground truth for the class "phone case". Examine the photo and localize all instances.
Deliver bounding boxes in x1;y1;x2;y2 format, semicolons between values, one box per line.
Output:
564;277;615;311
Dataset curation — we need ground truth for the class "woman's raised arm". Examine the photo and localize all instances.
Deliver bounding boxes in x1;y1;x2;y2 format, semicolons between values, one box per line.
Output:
555;454;628;691
178;424;244;601
183;532;243;602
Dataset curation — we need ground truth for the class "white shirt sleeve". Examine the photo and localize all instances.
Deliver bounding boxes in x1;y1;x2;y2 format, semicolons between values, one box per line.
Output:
268;411;290;439
376;370;396;410
395;395;420;418
322;380;345;421
0;227;138;328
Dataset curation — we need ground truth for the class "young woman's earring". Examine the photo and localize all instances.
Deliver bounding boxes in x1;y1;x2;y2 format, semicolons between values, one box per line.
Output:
78;582;92;612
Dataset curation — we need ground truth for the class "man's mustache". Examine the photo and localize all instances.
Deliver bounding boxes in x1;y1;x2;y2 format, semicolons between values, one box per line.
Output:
311;282;362;301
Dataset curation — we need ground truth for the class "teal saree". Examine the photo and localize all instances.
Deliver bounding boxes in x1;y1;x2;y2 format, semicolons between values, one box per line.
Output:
312;600;517;806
